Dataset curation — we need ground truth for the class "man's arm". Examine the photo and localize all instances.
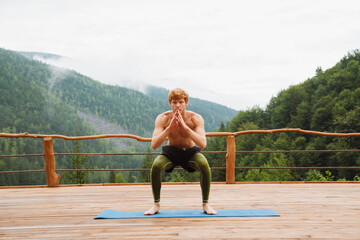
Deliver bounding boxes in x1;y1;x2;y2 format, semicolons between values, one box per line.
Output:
151;115;167;149
188;114;207;149
151;114;176;150
178;112;207;149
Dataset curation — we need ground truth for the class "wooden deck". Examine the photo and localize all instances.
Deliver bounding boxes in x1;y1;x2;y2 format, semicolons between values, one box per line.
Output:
1;183;359;239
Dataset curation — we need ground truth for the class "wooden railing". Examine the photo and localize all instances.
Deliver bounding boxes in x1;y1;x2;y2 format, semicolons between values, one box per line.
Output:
1;128;360;187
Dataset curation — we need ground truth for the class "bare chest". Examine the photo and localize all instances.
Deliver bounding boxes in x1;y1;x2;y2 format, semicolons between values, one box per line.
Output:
166;118;196;137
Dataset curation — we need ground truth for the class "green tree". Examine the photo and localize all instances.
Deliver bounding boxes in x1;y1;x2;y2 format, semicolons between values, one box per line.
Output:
115;173;126;183
245;154;293;182
304;170;326;181
127;171;137;183
62;121;89;184
139;146;154;182
291;101;311;129
62;139;89;184
109;171;116;183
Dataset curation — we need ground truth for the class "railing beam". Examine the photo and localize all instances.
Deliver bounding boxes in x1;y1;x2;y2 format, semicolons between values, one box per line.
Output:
43;137;60;187
1;129;359;186
226;135;236;184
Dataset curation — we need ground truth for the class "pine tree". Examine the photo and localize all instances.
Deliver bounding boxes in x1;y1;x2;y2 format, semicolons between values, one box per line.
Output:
139;145;154;182
62;120;89;184
109;171;116;183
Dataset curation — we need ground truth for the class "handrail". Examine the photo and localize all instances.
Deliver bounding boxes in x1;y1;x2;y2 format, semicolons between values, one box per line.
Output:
1;128;360;187
2;128;360;140
232;128;360;137
0;132;152;142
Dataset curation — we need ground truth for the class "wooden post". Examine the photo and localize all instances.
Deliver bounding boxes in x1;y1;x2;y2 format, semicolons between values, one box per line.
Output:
226;135;236;184
43;137;60;187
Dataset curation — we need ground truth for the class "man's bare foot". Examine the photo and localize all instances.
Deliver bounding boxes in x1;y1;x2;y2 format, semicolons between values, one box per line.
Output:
144;202;160;215
203;203;217;215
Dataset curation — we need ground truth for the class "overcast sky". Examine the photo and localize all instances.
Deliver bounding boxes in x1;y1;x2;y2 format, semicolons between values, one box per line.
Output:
1;0;359;110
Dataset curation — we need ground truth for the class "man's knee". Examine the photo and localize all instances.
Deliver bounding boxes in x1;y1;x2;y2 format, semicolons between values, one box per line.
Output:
151;160;163;177
192;153;210;172
151;158;162;169
151;155;172;173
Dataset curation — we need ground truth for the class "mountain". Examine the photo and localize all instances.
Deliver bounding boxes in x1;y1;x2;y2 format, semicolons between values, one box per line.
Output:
207;49;360;182
1;48;237;137
0;47;237;186
224;50;360;133
3;46;359;185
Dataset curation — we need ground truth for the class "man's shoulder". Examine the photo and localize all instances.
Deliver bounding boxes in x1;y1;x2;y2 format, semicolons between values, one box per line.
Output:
186;111;204;122
156;111;172;121
186;110;201;117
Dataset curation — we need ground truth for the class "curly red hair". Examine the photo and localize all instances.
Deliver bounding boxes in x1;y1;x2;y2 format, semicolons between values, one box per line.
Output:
168;88;189;103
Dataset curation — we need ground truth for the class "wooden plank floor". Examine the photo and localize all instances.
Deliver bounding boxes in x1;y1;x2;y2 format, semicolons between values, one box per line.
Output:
1;183;360;239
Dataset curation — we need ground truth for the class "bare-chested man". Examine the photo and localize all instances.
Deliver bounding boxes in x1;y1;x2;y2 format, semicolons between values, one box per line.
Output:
144;88;217;215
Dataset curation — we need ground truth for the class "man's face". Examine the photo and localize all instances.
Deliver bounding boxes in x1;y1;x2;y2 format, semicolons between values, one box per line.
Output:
169;98;188;113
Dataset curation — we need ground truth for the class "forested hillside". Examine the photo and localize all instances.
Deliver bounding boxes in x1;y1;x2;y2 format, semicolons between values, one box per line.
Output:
0;48;145;185
206;50;360;182
0;48;237;186
1;47;359;185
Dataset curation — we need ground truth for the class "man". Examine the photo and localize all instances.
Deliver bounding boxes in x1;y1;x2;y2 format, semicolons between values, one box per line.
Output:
144;88;217;215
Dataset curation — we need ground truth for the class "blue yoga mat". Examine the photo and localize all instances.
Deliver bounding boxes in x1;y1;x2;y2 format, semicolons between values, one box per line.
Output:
94;209;280;219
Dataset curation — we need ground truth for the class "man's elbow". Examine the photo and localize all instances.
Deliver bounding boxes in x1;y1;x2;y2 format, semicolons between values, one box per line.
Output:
151;142;159;150
198;141;207;149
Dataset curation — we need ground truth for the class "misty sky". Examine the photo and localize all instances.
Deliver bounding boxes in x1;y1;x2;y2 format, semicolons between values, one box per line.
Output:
1;0;359;110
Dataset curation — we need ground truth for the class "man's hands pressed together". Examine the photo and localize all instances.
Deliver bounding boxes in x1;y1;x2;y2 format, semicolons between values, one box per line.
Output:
171;110;186;129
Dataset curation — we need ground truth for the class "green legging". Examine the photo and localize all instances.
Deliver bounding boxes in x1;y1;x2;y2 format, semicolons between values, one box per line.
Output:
150;153;211;203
